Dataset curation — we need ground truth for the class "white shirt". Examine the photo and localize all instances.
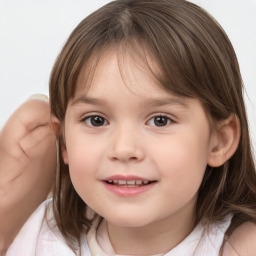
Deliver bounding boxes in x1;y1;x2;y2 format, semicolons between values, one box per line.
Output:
6;200;232;256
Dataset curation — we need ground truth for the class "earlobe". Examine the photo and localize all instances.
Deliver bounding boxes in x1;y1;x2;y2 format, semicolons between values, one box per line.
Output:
208;114;240;167
62;148;69;164
58;122;68;164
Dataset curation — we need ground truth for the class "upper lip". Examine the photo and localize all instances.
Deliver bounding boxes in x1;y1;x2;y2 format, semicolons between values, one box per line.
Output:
103;175;151;181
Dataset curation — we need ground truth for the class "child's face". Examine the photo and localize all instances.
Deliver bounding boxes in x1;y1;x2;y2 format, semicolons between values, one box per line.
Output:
62;49;216;229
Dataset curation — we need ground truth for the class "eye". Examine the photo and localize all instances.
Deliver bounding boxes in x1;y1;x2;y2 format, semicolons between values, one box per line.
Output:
83;115;108;127
147;115;172;127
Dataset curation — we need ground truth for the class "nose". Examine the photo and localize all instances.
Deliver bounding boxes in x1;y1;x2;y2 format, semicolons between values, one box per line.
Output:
108;125;145;162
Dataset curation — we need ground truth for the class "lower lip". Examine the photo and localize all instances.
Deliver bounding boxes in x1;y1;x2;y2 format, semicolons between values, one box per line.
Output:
103;182;156;197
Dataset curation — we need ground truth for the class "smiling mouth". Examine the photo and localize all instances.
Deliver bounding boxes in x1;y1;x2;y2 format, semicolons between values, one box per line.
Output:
105;180;156;187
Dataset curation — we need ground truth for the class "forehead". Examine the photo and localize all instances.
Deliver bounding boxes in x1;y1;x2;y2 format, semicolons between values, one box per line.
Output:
72;47;195;113
76;46;166;97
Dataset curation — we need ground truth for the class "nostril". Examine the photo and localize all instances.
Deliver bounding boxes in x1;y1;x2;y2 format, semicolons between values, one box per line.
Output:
109;149;144;162
108;135;145;162
129;156;139;161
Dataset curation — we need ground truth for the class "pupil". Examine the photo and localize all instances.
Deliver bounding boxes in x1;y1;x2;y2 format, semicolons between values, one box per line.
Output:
92;116;104;126
154;116;167;126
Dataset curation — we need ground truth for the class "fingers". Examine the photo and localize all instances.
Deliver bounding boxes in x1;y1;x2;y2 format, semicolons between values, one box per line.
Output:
0;93;58;190
10;95;50;130
0;95;59;159
0;94;58;186
19;123;56;159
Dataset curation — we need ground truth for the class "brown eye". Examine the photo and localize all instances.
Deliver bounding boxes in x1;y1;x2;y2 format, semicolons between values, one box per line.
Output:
84;115;107;127
148;115;172;127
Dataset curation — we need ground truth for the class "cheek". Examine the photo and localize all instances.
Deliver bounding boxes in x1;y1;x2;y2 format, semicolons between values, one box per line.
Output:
65;143;97;201
64;135;107;184
65;138;109;211
153;135;209;189
67;144;96;175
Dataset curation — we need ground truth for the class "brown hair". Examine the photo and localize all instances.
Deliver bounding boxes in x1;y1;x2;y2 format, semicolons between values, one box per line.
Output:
49;0;256;247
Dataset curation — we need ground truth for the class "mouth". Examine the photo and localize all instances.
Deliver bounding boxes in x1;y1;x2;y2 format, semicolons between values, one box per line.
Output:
103;176;157;196
104;179;156;187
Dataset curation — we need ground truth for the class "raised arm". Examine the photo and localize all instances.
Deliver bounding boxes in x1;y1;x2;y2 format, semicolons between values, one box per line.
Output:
0;96;58;253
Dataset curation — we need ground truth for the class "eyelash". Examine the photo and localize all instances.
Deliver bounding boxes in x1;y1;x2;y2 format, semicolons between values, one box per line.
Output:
80;113;174;128
146;115;173;127
81;115;108;127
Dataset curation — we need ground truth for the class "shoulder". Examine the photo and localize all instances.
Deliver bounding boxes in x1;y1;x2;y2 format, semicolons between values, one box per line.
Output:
6;200;48;255
222;221;256;256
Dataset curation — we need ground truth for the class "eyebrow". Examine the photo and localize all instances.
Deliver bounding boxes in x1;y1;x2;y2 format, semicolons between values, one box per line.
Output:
142;97;189;108
71;96;106;106
71;95;189;108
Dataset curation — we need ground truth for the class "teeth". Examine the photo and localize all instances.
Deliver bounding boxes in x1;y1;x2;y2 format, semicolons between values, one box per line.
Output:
108;180;151;186
127;180;136;185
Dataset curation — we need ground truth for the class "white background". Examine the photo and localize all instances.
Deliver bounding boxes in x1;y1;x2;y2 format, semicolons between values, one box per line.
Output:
0;0;255;149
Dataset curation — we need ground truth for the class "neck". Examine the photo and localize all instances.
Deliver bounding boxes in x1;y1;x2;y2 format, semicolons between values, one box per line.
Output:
107;202;196;255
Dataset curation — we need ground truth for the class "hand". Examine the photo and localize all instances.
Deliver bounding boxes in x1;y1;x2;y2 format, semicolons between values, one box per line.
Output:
0;95;58;252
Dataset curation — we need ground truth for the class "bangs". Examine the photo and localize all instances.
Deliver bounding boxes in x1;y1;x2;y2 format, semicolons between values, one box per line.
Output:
72;36;198;104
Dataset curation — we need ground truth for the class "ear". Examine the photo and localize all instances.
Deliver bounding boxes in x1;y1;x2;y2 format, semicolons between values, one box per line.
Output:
208;114;240;167
50;115;61;136
62;146;69;164
54;119;69;165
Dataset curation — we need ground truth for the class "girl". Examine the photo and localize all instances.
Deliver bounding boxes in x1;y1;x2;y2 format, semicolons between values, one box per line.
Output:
3;0;256;255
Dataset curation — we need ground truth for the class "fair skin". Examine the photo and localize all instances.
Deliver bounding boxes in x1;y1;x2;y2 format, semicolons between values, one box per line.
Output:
0;98;57;253
222;221;256;256
62;49;231;255
1;54;255;254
